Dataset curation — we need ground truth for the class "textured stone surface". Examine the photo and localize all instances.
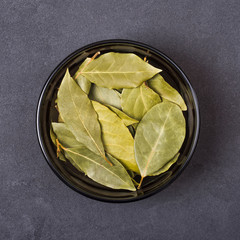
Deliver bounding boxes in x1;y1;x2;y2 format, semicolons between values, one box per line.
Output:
1;1;240;239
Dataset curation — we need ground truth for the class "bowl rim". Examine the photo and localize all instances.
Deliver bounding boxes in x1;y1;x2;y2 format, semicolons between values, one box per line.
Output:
36;39;200;203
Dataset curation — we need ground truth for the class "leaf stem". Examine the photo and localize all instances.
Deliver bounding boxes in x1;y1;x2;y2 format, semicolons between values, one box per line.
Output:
74;51;100;80
56;139;61;158
103;155;113;166
143;50;149;62
137;176;144;189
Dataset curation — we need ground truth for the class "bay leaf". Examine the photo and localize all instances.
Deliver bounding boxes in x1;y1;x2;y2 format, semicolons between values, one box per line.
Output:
50;125;57;145
57;152;67;162
135;102;186;179
51;122;84;172
121;83;161;120
62;146;136;191
49;125;66;162
92;101;140;173
54;99;64;123
148;74;187;111
106;105;139;126
73;58;91;94
89;84;121;109
52;122;83;148
57;69;107;162
150;153;180;176
81;52;161;89
58;114;64;123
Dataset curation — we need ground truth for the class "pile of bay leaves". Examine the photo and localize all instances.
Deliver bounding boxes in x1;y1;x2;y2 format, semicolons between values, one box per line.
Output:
50;52;187;191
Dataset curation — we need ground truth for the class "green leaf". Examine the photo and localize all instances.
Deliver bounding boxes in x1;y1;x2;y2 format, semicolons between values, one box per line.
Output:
92;101;140;174
135;102;186;177
52;122;84;148
51;122;85;172
150;153;180;176
106;105;139;126
57;152;67;162
58;114;64;123
73;58;91;94
89;84;121;109
50;125;57;145
49;125;66;162
81;52;161;89
121;83;161;120
63;147;136;191
148;74;187;111
57;69;106;160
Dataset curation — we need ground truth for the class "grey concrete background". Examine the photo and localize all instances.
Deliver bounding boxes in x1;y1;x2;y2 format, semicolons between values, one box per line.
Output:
1;0;240;239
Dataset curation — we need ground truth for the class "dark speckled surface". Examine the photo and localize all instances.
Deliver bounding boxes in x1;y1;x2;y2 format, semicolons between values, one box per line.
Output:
1;1;240;239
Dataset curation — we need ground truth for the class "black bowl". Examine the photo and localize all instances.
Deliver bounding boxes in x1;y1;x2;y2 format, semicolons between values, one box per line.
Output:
36;39;200;202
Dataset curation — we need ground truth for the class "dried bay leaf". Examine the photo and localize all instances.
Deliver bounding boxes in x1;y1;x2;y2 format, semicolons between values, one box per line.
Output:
52;118;135;190
150;153;180;176
50;125;81;172
73;58;91;94
81;52;161;89
62;146;136;191
89;84;121;109
57;69;109;164
92;101;140;174
54;99;64;123
50;125;66;162
106;105;139;126
121;83;161;120
50;125;57;146
56;152;67;162
148;74;187;111
58;114;64;123
51;123;86;172
52;122;83;148
135;102;186;180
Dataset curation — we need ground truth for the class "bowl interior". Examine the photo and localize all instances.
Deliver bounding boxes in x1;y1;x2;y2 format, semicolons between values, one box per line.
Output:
37;40;199;202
